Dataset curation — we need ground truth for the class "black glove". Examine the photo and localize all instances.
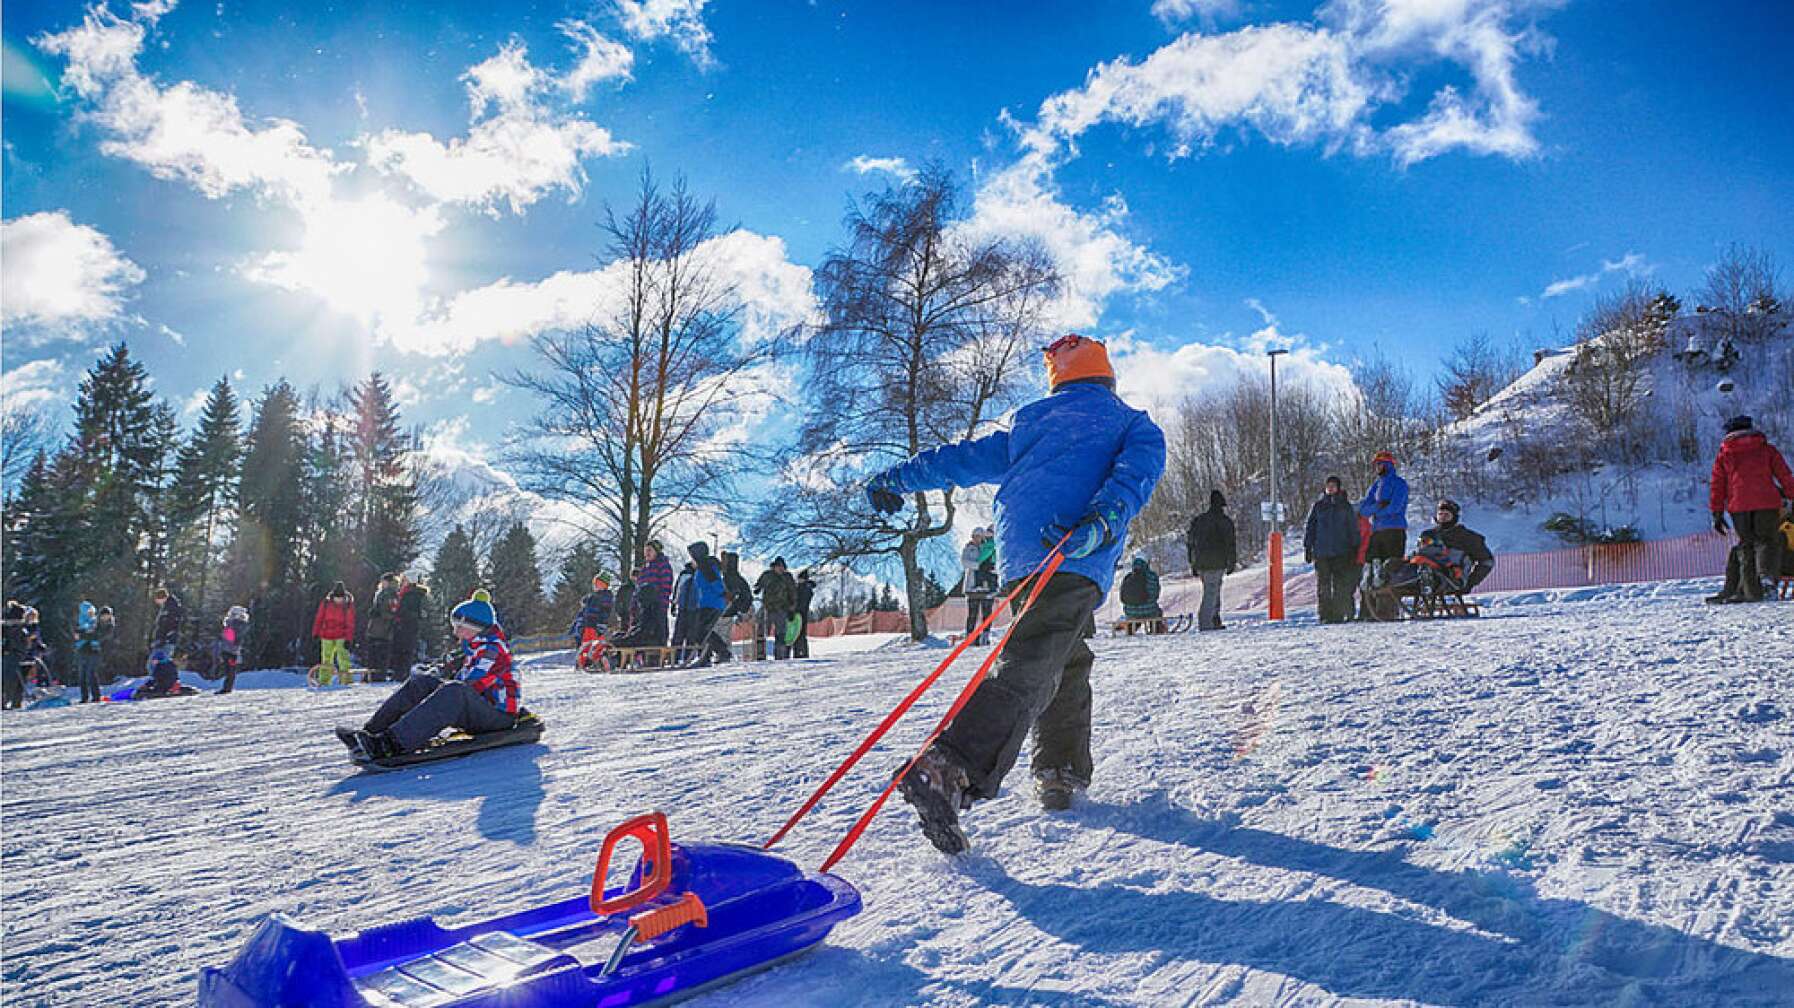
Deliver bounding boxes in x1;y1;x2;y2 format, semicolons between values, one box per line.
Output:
1303;550;1313;564
865;474;903;515
1712;512;1728;535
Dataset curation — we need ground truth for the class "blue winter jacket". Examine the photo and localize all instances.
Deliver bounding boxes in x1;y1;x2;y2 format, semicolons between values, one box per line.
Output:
1357;464;1410;532
877;381;1166;597
687;560;728;611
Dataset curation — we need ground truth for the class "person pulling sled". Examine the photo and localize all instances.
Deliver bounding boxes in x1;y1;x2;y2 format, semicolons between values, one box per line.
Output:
338;595;533;763
865;333;1164;852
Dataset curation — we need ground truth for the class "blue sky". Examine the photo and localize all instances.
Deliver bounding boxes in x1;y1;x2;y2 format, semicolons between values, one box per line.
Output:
4;0;1793;520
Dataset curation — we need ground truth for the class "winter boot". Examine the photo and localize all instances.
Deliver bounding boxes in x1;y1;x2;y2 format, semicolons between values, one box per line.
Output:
896;746;973;855
351;729;401;763
333;725;362;751
1034;768;1084;811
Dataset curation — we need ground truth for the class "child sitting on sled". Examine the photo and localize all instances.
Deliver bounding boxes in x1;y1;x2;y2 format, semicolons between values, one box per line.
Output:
570;575;614;670
339;596;524;761
141;645;182;697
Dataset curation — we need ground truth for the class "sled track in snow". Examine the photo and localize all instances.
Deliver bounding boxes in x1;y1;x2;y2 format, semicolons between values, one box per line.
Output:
5;584;1794;1006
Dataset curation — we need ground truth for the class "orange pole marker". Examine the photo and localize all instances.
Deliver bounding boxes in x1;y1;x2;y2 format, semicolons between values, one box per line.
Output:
1268;531;1285;621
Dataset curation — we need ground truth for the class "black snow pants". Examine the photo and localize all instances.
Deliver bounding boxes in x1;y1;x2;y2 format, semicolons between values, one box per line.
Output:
964;594;994;645
2;654;23;710
1314;555;1360;624
366;673;516;752
937;572;1102;801
1730;509;1783;600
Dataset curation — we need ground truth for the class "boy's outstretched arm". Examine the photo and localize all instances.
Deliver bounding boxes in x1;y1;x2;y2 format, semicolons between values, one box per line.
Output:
872;430;1011;500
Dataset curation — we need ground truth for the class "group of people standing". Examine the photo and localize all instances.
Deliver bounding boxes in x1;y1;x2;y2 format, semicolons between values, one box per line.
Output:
311;574;431;685
579;539;821;668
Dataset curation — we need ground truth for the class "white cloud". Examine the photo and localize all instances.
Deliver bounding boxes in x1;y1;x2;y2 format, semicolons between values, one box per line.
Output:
1022;0;1553;168
844;155;916;181
559;20;634;100
1540;251;1651;299
1107;320;1356;419
612;0;716;69
244;194;446;327
1;211;146;335
1;358;68;411
37;6;344;207
958;155;1182;329
362;39;631;216
398;230;818;356
1152;0;1247;27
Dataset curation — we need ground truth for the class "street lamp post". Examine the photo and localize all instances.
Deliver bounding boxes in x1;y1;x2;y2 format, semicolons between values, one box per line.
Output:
1267;348;1289;622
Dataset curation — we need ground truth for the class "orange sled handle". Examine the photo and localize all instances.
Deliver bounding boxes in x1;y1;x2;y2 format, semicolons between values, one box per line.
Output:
591;811;673;915
630;891;708;942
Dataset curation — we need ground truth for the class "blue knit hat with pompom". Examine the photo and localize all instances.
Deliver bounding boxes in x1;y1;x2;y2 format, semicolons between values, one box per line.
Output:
451;598;496;628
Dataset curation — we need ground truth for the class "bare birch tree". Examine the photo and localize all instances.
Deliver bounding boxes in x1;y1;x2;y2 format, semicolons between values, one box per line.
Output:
751;165;1060;639
504;169;777;577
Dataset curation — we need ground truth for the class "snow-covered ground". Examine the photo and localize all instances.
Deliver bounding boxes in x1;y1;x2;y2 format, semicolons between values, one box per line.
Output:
4;582;1792;1006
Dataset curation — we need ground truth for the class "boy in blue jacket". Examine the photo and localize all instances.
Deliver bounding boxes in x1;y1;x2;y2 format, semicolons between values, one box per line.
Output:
866;334;1165;852
1358;450;1410;592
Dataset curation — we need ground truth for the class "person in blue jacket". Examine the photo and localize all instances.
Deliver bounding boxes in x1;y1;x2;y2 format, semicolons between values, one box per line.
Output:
1357;450;1410;593
866;333;1165;853
681;542;731;667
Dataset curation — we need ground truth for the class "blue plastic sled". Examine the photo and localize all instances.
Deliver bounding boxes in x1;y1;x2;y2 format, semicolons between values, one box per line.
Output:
106;678;200;701
199;811;861;1007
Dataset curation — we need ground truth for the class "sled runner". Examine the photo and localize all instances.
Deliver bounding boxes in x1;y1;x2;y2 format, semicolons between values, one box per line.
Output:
197;811;862;1008
1109;613;1193;635
1363;556;1481;621
590;646;695;673
353;711;546;771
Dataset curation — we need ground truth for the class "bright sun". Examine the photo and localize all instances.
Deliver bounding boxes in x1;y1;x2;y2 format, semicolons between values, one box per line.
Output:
252;194;443;331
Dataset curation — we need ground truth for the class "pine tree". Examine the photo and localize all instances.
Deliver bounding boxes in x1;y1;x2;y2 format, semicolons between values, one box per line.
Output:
547;539;603;629
922;570;949;610
4;451;83;651
304;406;356;602
166;377;243;622
429;524;481;621
62;344;178;652
228;381;310;668
484;521;546;635
348;373;420;610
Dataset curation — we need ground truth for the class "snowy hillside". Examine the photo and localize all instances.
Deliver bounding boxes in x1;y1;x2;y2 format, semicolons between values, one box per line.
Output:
1402;323;1792;555
4;581;1793;1006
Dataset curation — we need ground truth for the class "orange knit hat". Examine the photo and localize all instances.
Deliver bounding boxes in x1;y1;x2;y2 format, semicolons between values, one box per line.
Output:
1044;334;1114;390
1372;450;1397;466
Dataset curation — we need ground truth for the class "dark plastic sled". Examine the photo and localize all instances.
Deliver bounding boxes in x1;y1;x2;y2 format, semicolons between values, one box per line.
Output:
356;713;546;771
198;811;862;1008
106;678;201;701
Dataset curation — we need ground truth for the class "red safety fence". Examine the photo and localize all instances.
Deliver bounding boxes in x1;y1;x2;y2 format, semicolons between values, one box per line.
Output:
1476;531;1729;592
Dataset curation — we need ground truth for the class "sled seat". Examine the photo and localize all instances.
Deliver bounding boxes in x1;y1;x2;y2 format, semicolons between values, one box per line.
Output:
357;930;560;1007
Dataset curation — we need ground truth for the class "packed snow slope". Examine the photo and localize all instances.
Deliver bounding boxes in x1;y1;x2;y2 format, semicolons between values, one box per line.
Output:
4;583;1793;1006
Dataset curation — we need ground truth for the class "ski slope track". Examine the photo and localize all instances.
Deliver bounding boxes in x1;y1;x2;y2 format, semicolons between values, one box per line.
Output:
4;581;1792;1006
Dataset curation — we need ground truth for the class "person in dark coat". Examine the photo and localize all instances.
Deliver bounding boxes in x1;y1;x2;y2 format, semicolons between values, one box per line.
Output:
150;587;184;649
1708;415;1794;603
2;600;29;710
364;573;401;682
867;333;1165;848
1384;500;1494;595
721;551;754;659
1118;556;1162;620
1186;490;1237;631
571;576;615;670
388;579;428;680
1304;475;1362;624
72;601;114;702
793;569;817;658
754;557;799;660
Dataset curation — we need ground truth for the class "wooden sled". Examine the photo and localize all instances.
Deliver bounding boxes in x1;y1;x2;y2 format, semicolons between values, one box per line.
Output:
1109;613;1194;636
1364;585;1480;621
589;646;699;673
1780;577;1794;601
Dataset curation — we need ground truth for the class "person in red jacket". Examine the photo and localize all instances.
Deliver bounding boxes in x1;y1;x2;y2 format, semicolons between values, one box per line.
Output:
1709;415;1794;603
312;582;357;685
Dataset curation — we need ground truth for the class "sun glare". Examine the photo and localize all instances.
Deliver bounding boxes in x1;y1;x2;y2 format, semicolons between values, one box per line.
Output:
253;194;443;331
